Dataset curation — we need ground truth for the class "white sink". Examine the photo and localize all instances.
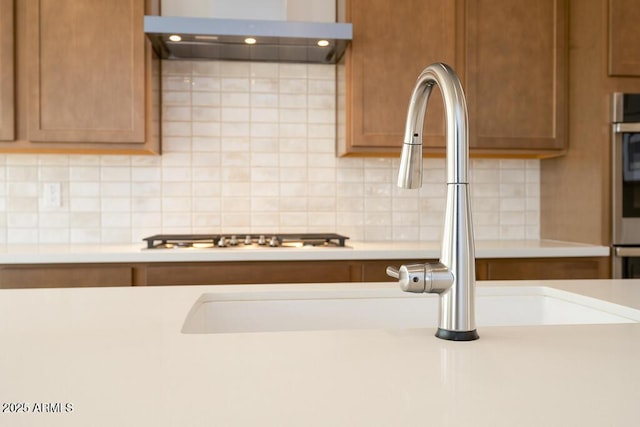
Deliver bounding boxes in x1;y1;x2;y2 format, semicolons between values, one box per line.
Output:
182;285;640;334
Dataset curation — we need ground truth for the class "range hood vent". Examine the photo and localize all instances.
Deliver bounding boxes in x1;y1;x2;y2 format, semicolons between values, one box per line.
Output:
144;16;352;64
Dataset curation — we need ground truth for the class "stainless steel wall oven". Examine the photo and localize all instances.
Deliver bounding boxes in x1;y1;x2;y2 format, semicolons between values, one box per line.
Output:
612;93;640;278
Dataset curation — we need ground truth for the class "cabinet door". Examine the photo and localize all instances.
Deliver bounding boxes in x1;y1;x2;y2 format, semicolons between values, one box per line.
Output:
0;0;14;141
608;0;640;76
340;0;458;155
25;0;146;144
464;0;568;154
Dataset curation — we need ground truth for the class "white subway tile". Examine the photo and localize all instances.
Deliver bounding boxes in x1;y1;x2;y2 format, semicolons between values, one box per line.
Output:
251;108;279;123
192;76;221;91
280;197;307;212
101;198;131;212
280;64;308;78
102;212;131;227
39;212;69;228
279;212;307;226
69;212;100;227
100;182;129;197
131;213;162;229
221;122;251;137
279;108;307;123
222;107;250;122
252;198;279;211
252;182;279;197
192;61;218;75
193;213;221;228
251;123;279;137
278;167;306;182
280;94;307;108
162;137;192;153
279;123;307;138
251;213;279;227
222;212;251;227
193;91;221;107
39;228;69;243
221;78;250;92
192;107;220;122
250;93;278;107
219;62;250;76
221;182;251;197
192;122;221;137
163;76;194;91
251;78;279;93
163;91;191;106
309;212;335;227
280;182;308;197
308;197;336;211
70;229;100;244
8;212;38;227
162;60;192;75
308;65;335;79
308;79;335;95
69;198;100;212
251;63;279;78
279;79;307;94
0;63;540;244
162;198;191;212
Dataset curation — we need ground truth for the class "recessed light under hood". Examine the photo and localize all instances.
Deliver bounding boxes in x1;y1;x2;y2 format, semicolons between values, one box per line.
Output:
144;16;352;64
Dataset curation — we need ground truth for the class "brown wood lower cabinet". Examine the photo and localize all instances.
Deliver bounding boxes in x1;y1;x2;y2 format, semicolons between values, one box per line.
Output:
0;264;133;288
363;257;610;281
143;261;364;286
0;257;610;289
476;257;610;281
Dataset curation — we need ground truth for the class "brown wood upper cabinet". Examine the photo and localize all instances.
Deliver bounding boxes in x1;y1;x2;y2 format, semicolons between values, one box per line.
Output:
465;0;567;155
0;0;14;141
340;0;456;155
339;0;568;158
0;0;159;154
608;0;640;76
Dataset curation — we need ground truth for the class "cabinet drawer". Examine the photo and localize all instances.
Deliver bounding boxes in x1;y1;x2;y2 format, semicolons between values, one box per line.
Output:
144;261;363;286
362;257;609;281
478;257;610;280
0;264;133;288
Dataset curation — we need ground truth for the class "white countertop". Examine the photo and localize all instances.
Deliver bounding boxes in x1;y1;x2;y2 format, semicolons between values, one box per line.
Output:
0;239;609;264
1;279;639;426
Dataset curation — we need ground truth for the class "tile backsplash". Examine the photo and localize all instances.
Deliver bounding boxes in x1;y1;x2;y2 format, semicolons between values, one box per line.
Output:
0;61;539;245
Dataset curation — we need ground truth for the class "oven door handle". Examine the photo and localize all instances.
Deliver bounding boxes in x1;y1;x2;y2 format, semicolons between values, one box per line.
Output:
614;123;640;133
615;247;640;257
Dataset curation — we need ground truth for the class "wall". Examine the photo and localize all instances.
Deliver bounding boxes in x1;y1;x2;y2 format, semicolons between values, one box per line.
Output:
0;60;540;244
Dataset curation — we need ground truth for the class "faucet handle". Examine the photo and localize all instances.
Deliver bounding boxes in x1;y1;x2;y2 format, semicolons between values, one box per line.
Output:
386;264;427;293
386;262;454;294
385;266;400;279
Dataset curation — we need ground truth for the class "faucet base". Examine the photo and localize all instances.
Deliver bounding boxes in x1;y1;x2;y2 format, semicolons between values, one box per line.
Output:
436;328;480;341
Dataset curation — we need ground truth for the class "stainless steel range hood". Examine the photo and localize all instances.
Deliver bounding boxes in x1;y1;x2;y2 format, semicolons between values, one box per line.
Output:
144;15;352;64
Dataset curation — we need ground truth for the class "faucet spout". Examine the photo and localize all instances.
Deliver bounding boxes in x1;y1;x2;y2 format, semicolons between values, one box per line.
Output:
390;63;478;341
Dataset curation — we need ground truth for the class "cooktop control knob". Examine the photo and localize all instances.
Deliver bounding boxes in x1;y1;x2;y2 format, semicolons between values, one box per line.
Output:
229;235;238;246
258;235;266;245
217;236;227;247
269;236;280;247
244;235;252;245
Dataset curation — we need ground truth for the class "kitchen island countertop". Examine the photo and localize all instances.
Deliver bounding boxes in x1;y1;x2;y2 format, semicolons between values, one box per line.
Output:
0;239;609;264
1;278;639;426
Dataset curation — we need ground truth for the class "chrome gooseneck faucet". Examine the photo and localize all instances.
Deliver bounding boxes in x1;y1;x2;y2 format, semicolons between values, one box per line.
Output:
386;63;479;341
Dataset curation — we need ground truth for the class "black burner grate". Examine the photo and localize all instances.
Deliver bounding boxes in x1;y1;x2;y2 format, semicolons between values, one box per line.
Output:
143;233;349;249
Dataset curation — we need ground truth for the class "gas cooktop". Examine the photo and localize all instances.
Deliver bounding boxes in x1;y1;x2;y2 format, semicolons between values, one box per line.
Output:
143;233;350;249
